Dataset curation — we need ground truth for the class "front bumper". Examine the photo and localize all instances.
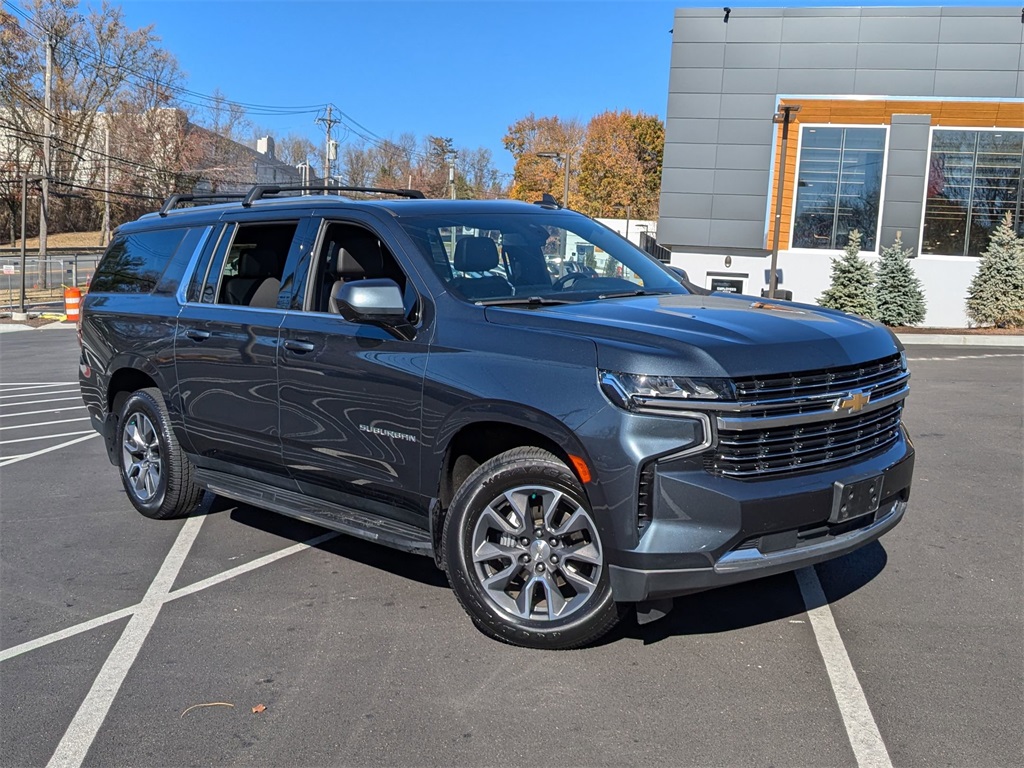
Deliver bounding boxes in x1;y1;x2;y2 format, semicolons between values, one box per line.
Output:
610;497;905;602
605;432;914;603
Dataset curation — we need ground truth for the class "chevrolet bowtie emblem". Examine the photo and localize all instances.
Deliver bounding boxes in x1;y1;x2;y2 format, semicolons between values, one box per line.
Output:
835;390;871;413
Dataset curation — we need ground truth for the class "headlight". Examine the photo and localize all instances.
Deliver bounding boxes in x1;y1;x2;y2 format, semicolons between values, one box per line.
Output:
600;370;735;412
899;350;908;371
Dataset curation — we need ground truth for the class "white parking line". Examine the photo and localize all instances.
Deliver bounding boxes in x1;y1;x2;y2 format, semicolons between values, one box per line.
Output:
0;417;91;431
796;567;893;768
0;389;79;400
0;382;77;389
0;430;94;446
0;406;86;418
46;515;206;768
0;396;82;408
907;353;1024;362
0;530;337;663
0;433;98;467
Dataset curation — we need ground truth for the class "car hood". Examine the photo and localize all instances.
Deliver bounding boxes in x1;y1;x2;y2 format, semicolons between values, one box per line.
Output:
483;293;901;378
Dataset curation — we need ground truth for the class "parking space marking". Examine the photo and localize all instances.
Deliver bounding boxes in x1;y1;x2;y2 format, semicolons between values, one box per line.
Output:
0;530;337;663
797;567;893;768
0;382;78;389
0;430;94;446
0;433;98;467
0;388;80;399
47;515;206;768
0;406;86;418
907;352;1024;362
0;417;90;431
0;396;83;408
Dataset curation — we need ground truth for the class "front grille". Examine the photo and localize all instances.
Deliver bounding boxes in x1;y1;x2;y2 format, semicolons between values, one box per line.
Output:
707;402;903;479
705;354;908;480
731;354;907;419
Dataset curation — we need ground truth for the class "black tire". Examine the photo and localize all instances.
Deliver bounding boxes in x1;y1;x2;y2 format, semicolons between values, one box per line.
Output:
443;447;624;649
116;387;203;520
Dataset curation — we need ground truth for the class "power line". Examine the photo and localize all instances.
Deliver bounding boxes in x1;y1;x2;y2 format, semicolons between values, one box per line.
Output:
3;2;326;117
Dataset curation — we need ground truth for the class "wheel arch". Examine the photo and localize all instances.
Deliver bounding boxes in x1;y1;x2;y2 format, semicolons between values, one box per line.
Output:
427;404;602;567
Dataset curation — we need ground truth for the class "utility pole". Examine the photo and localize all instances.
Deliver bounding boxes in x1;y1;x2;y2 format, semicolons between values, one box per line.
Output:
102;126;110;246
315;105;337;189
39;35;53;287
448;151;457;200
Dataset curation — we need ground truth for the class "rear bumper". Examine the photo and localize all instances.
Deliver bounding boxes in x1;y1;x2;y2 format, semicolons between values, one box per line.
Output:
609;498;905;602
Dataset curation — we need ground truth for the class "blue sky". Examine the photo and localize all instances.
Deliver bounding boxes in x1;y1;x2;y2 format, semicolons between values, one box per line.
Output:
113;0;1011;174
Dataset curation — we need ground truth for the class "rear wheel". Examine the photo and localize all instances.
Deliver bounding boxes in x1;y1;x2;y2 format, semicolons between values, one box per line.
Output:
444;447;623;649
117;387;203;519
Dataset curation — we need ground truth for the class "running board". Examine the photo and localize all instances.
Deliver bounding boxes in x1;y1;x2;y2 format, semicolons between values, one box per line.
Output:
194;469;433;557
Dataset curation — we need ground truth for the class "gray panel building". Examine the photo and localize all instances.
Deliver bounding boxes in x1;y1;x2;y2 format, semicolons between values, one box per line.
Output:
658;6;1024;326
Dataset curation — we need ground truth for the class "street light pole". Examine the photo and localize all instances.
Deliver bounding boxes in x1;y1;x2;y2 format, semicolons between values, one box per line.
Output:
769;104;801;299
537;151;570;209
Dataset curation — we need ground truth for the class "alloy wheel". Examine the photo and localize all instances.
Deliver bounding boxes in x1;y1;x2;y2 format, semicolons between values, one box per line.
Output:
121;412;163;502
470;485;603;622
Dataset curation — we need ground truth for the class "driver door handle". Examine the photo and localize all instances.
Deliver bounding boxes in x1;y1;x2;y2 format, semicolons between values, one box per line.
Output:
283;339;315;353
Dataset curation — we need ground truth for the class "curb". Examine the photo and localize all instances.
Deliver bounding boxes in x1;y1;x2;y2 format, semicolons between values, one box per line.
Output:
895;333;1024;347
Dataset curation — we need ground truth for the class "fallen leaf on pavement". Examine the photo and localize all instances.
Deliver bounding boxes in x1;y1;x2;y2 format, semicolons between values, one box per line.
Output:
252;704;267;714
180;702;235;718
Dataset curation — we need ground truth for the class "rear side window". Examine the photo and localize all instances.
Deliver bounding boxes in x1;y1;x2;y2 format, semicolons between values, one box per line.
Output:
90;228;187;294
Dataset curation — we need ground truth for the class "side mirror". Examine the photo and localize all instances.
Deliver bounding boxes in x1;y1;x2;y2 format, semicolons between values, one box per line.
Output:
331;278;414;340
332;278;404;321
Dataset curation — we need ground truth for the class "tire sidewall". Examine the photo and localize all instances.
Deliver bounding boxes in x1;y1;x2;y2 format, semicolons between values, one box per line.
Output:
445;455;616;647
117;390;171;517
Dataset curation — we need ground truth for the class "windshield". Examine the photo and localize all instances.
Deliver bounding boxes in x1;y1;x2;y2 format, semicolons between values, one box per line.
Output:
395;211;687;304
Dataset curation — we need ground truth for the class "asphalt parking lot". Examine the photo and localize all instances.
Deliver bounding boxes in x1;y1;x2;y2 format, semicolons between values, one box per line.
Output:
1;328;1021;767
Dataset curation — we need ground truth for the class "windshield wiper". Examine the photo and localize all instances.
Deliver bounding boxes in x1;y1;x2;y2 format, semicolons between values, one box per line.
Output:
475;296;576;307
596;289;671;300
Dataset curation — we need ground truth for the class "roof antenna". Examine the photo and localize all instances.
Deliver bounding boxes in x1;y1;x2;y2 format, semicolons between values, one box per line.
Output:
723;7;731;23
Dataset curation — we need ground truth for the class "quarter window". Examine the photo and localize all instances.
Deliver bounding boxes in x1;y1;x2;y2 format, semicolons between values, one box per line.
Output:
922;130;1024;257
90;228;186;293
792;126;887;251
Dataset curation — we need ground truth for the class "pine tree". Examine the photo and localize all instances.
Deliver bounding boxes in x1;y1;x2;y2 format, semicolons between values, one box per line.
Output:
819;229;877;318
875;234;926;327
966;213;1024;328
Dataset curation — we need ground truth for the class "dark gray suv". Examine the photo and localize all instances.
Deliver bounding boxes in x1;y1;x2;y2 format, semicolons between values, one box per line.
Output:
79;185;914;649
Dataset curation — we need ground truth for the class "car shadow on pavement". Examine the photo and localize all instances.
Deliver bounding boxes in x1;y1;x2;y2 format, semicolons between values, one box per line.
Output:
603;542;889;646
225;501;450;590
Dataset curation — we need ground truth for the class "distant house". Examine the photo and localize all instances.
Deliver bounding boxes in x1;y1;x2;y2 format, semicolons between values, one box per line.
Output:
658;6;1024;327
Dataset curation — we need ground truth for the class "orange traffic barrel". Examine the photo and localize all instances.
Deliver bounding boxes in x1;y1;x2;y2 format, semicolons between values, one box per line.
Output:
64;286;82;322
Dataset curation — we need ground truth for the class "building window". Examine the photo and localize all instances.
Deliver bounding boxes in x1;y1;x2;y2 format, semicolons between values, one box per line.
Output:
791;126;887;251
922;130;1024;257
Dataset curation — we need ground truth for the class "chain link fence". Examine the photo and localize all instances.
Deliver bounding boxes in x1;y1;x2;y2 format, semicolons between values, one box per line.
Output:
0;251;103;311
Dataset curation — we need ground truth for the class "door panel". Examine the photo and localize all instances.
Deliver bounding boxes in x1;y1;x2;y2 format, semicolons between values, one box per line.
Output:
174;306;286;479
278;316;429;524
172;217;304;482
277;215;430;525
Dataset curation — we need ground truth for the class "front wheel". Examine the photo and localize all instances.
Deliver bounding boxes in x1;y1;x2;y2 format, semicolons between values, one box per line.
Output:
117;387;203;520
443;447;624;649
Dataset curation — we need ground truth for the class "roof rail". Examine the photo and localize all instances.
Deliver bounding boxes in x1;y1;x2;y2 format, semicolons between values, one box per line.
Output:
158;193;247;217
242;184;426;207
